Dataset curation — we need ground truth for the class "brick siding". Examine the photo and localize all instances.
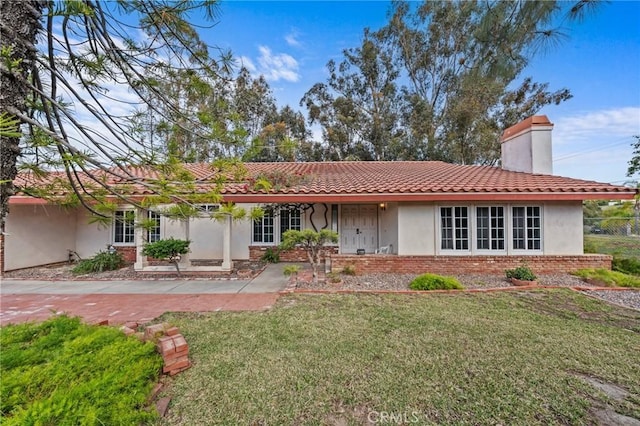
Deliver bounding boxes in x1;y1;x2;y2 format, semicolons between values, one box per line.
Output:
330;254;612;275
249;245;339;262
115;246;137;263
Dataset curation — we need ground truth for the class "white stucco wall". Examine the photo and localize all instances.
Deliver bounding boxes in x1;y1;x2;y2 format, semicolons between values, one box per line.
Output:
74;210;112;258
5;204;77;270
501;127;553;175
378;202;398;254
397;203;436;255
542;202;583;254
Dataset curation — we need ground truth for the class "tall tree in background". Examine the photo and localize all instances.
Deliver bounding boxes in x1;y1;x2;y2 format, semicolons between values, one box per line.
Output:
244;105;312;162
304;0;601;164
628;136;640;178
0;0;236;231
302;31;402;161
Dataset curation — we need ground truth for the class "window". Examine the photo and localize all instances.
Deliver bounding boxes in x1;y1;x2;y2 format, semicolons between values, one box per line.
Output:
280;208;301;239
512;206;541;250
147;211;161;243
196;204;219;213
253;211;275;243
440;207;469;250
477;207;505;250
253;207;302;244
114;210;135;244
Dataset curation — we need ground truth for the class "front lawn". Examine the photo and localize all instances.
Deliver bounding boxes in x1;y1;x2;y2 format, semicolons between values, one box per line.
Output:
160;290;640;425
0;316;162;425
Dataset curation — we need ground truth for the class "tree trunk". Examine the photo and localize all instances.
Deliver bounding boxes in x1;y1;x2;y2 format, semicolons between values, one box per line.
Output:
0;0;44;275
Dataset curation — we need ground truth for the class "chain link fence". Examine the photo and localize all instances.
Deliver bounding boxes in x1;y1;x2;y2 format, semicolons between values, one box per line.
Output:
584;216;640;236
584;216;640;259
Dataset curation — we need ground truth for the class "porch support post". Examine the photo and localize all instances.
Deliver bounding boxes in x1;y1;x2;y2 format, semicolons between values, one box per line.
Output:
178;218;192;269
222;214;233;270
134;208;148;271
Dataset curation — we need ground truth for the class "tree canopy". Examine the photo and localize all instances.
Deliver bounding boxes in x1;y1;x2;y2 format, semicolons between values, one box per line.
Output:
0;0;263;230
301;0;601;164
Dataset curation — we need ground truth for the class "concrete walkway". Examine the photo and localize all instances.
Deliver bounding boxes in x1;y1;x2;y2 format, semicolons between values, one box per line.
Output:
0;264;291;325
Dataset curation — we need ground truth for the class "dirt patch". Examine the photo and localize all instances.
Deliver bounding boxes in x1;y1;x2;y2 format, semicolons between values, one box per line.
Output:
576;374;640;426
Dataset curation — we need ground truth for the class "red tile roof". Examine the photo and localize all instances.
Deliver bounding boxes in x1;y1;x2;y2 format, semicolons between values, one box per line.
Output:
11;161;637;204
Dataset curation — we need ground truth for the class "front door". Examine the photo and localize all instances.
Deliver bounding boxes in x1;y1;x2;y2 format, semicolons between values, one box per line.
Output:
341;205;378;253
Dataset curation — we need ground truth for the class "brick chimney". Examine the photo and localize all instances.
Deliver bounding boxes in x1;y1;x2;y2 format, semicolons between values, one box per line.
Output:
501;115;554;175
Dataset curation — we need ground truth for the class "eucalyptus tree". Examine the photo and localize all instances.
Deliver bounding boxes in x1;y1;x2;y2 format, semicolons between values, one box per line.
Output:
302;31;403;161
0;0;249;232
244;105;312;162
304;0;601;164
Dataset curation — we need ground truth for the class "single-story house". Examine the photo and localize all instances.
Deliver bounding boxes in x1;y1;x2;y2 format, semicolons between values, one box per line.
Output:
2;115;637;276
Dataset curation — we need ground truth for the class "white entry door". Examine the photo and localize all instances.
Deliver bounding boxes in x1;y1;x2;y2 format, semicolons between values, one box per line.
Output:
341;205;378;253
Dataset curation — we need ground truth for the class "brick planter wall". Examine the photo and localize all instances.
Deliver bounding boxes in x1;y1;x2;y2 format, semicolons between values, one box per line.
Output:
330;254;612;275
249;245;339;262
115;246;136;263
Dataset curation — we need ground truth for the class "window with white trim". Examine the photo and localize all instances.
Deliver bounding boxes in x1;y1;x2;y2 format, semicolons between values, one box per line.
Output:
196;204;219;213
476;206;505;250
114;210;135;245
147;211;161;243
280;208;301;239
253;211;275;244
253;207;302;244
440;207;469;250
512;206;541;250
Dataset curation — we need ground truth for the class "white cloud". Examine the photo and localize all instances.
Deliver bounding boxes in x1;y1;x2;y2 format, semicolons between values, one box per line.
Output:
285;29;302;47
238;56;257;73
551;107;640;183
250;45;300;83
553;107;640;145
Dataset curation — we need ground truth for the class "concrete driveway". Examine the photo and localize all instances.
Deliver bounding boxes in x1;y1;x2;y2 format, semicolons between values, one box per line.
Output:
0;264;290;325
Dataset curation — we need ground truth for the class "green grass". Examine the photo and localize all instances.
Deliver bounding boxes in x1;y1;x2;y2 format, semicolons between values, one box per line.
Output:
159;291;640;425
0;316;162;425
584;234;640;258
573;268;640;288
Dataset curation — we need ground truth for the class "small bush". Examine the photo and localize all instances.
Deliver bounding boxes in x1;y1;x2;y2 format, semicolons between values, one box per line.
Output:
283;265;301;277
505;264;537;281
409;273;464;291
612;256;640;276
142;238;190;260
341;265;356;276
72;250;124;274
326;272;342;283
573;268;640;288
261;247;280;263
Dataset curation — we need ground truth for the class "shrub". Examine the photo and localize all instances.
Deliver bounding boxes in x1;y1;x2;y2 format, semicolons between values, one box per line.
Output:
326;272;342;283
409;273;464;291
280;229;339;283
612;256;640;276
142;238;190;260
573;268;640;288
341;265;356;276
505;264;537;281
142;238;191;275
283;265;301;277
72;250;124;274
261;247;280;263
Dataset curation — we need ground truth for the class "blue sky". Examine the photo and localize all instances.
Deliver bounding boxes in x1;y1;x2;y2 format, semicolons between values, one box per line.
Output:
204;0;640;184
